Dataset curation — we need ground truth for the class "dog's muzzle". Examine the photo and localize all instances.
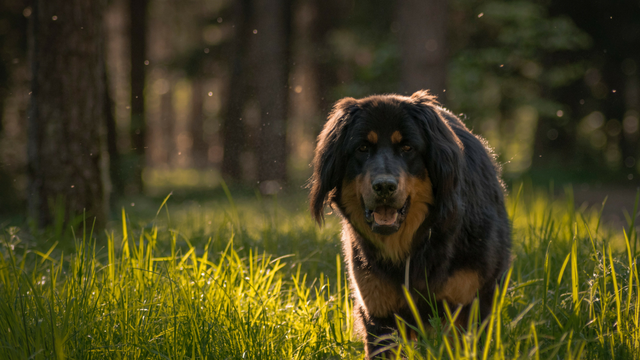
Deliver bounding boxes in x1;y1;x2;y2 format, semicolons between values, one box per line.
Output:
364;197;410;235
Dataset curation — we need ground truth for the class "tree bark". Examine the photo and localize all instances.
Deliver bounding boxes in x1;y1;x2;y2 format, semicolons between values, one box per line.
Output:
190;78;208;167
310;0;340;115
129;0;148;192
396;0;448;101
620;72;638;170
221;0;252;181
255;0;292;187
160;80;176;165
0;92;5;135
105;61;123;200
28;0;107;228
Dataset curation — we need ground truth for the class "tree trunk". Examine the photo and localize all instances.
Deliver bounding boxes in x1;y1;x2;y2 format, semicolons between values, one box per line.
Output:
620;72;639;171
190;78;208;167
129;0;148;193
255;0;291;188
396;0;448;101
160;80;176;165
105;61;123;200
0;93;4;135
221;0;252;181
310;0;340;115
28;0;107;228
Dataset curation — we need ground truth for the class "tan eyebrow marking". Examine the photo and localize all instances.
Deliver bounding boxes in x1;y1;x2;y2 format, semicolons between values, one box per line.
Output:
391;131;402;144
367;131;378;144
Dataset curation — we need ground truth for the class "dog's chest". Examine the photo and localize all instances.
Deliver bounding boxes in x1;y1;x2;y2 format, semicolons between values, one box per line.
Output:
350;254;482;319
351;266;407;318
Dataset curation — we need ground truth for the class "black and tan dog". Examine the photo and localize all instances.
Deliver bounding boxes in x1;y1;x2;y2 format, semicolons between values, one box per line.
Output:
309;90;511;358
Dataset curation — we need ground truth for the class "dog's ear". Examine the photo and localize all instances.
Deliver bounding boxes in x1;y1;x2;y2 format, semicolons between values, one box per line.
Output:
309;97;358;224
407;90;463;233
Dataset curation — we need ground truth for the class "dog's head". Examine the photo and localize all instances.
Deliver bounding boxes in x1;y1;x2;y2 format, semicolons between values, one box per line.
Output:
309;90;463;252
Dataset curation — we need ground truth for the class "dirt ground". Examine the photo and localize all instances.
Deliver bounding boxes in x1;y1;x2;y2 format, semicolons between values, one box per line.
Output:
570;184;640;229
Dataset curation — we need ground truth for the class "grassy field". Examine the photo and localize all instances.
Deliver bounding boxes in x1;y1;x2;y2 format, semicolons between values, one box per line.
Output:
1;184;640;359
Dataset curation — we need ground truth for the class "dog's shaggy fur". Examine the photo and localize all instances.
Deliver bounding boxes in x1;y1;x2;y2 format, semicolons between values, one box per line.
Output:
309;90;511;358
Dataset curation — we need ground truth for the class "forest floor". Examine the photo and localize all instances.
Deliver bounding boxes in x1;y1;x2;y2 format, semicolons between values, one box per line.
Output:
1;183;640;359
572;184;640;228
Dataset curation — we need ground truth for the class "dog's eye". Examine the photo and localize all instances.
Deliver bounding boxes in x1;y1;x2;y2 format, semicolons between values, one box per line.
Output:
401;145;413;153
358;145;369;152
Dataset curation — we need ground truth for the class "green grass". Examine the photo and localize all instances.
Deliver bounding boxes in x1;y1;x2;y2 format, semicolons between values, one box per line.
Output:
1;186;639;359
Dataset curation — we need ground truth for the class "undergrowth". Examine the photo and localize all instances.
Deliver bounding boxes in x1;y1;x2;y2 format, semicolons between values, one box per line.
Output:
0;185;639;359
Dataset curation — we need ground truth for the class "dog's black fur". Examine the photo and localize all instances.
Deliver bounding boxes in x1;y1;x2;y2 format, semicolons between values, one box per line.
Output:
309;90;511;358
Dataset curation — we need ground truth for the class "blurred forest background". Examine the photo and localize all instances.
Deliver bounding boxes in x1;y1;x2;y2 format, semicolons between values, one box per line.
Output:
0;0;639;228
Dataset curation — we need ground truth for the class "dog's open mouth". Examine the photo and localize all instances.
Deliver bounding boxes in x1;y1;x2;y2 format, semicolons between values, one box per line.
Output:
364;197;410;235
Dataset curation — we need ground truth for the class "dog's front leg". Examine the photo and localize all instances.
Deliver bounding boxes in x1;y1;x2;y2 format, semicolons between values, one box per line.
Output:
354;303;400;359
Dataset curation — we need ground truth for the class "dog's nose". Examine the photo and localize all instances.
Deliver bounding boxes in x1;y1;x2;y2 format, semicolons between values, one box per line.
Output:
372;176;398;197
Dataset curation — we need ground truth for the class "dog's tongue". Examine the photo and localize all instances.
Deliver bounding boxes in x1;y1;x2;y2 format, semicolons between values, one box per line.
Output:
373;206;398;226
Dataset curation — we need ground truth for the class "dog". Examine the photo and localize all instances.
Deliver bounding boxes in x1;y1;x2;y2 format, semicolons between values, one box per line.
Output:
308;90;512;358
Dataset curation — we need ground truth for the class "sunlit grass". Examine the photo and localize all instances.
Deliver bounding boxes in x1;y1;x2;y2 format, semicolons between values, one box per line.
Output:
1;185;639;359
